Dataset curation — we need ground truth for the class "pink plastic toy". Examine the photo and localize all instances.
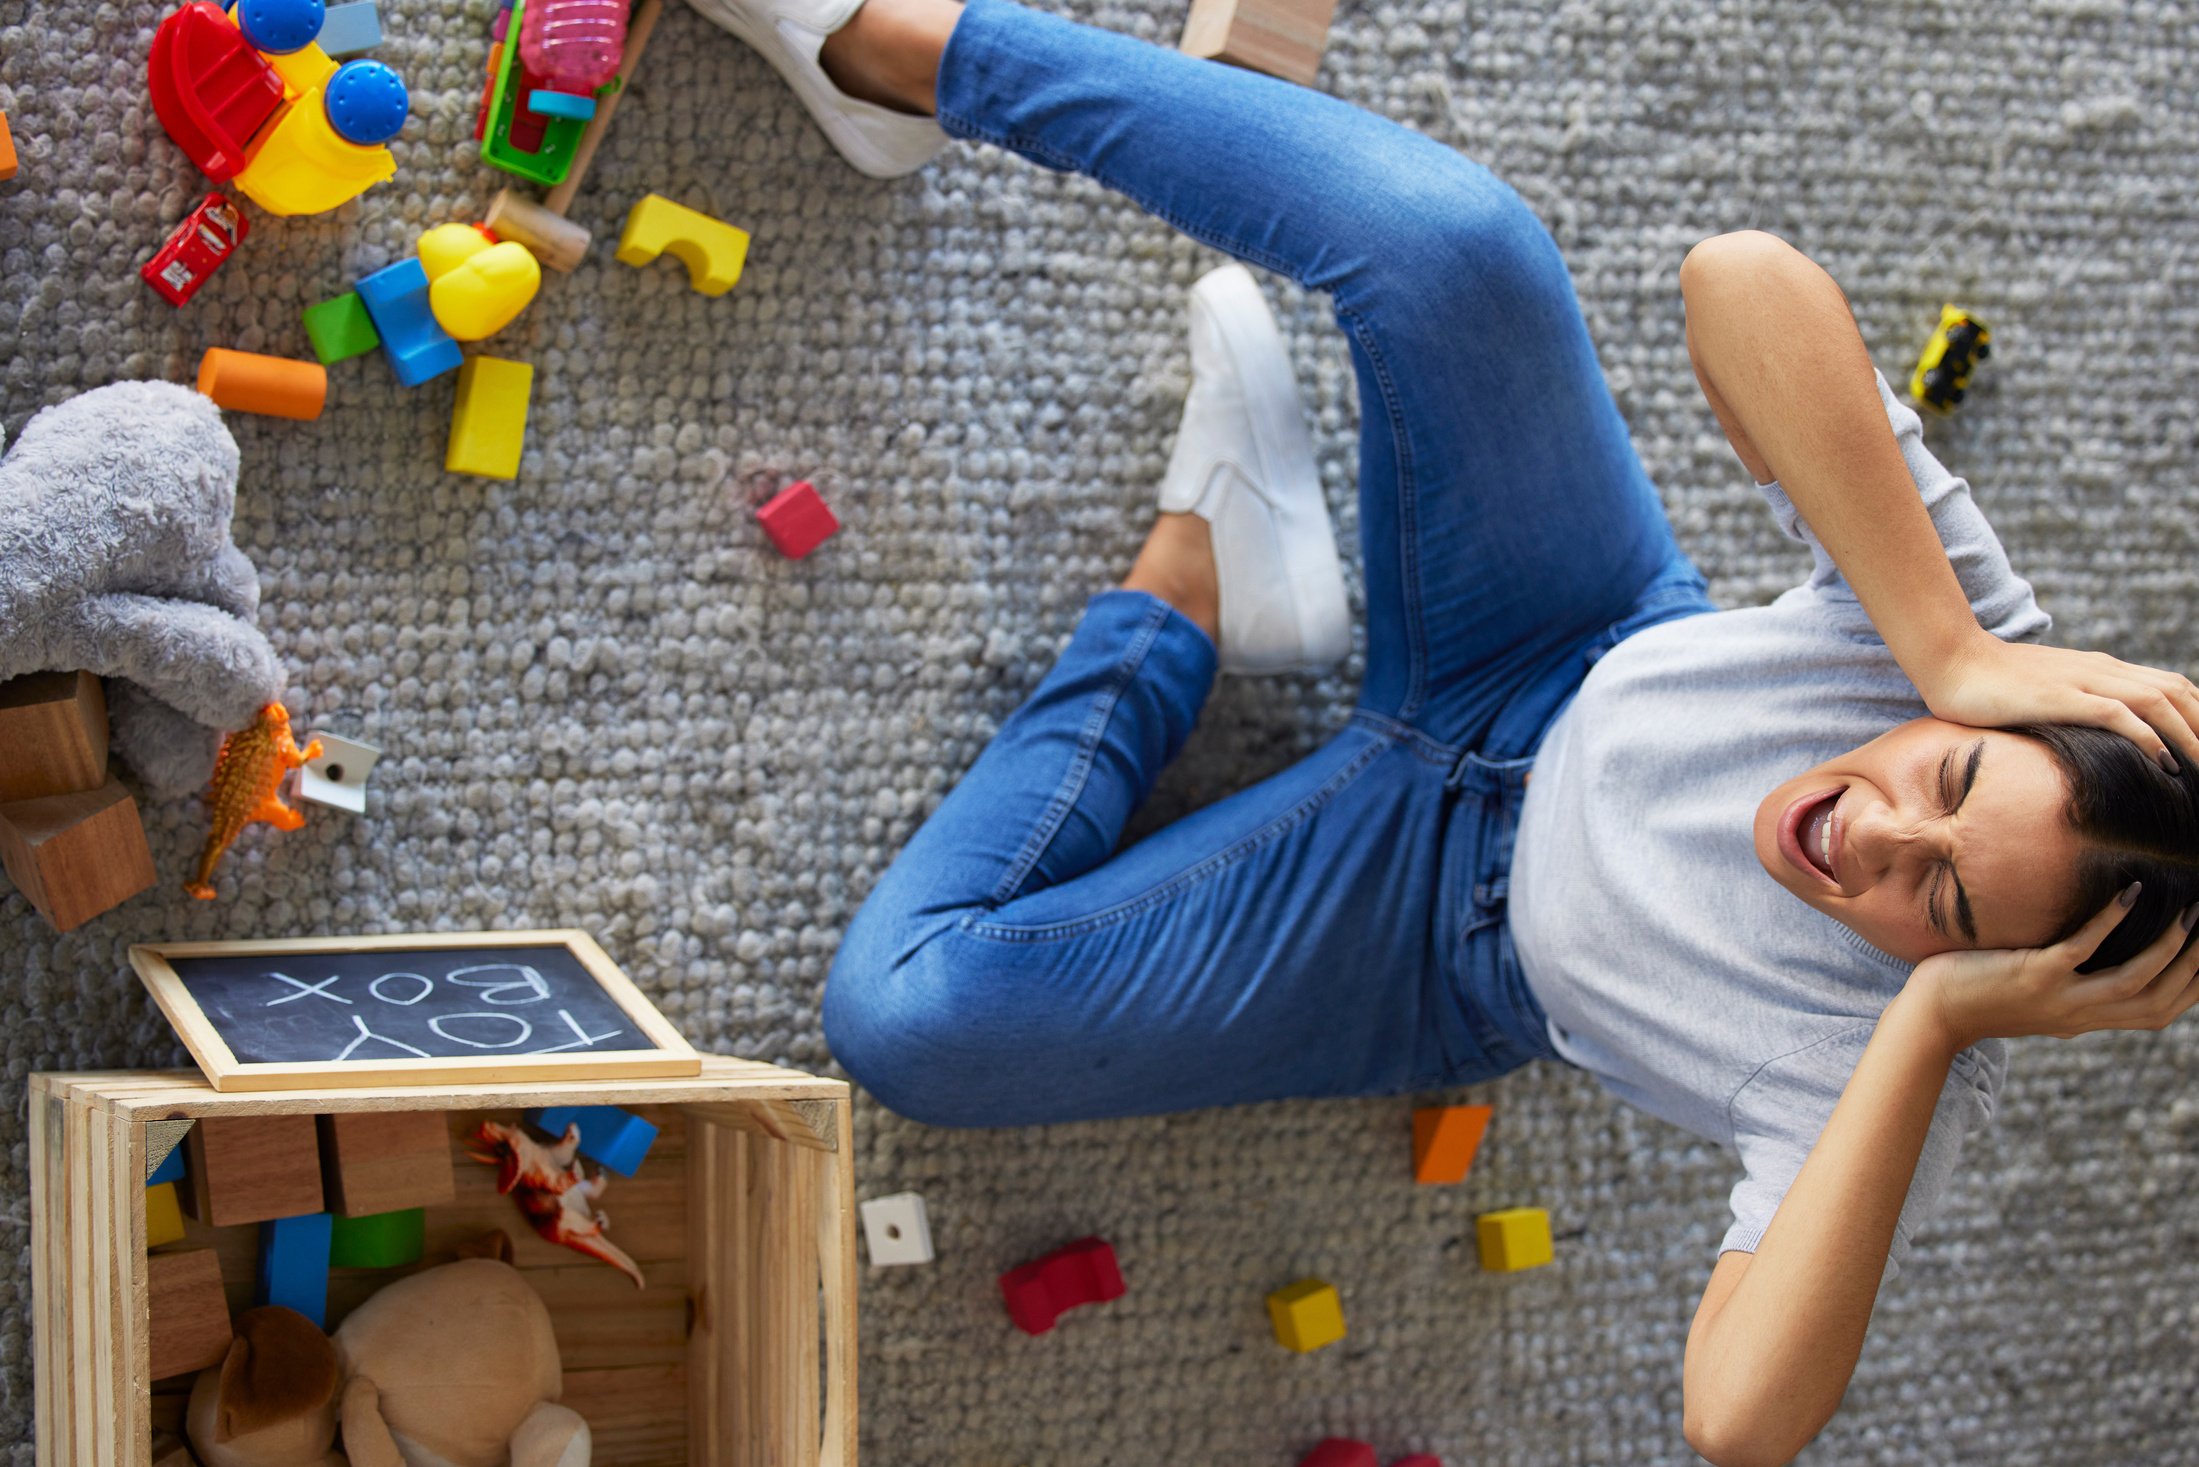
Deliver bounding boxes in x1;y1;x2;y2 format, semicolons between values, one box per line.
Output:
518;0;626;102
998;1236;1124;1335
756;480;839;559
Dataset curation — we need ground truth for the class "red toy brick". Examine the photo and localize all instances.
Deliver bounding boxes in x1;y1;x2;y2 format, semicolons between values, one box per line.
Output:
141;193;248;307
998;1235;1124;1335
756;480;839;559
147;2;287;181
1297;1441;1377;1467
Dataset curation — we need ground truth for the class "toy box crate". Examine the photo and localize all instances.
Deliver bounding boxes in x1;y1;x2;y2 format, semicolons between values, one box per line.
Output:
29;1057;856;1466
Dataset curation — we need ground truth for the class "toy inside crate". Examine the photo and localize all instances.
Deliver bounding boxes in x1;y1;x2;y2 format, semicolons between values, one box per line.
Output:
30;1059;856;1467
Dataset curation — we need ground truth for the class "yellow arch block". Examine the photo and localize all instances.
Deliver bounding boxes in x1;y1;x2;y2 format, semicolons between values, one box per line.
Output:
615;194;749;297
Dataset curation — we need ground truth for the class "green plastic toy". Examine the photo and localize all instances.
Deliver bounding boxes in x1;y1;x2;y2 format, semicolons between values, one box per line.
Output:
479;0;588;187
329;1206;427;1268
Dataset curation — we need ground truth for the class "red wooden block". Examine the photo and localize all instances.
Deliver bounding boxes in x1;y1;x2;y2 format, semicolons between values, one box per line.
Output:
756;480;839;559
1298;1441;1376;1467
141;192;248;307
998;1235;1124;1335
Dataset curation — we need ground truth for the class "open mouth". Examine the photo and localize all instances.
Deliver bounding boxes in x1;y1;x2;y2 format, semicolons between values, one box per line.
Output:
1780;787;1844;886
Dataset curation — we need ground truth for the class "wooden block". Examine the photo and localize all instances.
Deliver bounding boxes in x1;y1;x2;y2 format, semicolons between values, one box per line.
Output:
183;1114;325;1225
318;1110;456;1216
1180;0;1336;87
484;189;592;273
147;1248;232;1380
1265;1276;1346;1352
446;355;532;478
1412;1103;1492;1185
1476;1206;1553;1272
0;670;108;802
0;111;15;182
0;777;156;932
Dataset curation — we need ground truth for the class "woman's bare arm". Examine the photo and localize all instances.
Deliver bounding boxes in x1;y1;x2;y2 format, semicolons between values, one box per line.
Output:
1681;989;1960;1467
1679;230;1987;694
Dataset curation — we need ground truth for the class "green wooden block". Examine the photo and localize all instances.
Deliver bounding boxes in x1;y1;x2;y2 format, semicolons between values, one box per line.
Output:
303;293;381;365
328;1206;425;1268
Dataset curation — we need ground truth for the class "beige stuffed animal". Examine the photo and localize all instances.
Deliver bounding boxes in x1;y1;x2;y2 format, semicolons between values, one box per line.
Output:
187;1259;590;1467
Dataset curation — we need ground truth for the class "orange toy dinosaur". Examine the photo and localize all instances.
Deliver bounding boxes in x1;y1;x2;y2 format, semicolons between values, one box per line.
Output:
185;701;321;899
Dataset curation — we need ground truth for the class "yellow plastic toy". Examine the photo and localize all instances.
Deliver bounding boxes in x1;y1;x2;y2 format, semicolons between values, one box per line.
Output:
1265;1277;1346;1352
1476;1207;1554;1272
615;193;749;297
232;49;405;216
146;1181;187;1247
186;701;322;899
423;236;543;341
448;356;535;478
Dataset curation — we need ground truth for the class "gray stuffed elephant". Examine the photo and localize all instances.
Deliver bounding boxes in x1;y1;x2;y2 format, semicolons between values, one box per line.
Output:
0;382;284;794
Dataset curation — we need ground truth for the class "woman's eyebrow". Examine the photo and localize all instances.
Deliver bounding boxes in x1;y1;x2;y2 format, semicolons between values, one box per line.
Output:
1950;737;1985;944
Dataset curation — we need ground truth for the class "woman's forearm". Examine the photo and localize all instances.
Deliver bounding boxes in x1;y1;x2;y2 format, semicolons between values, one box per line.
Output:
1680;231;1988;694
1683;990;1963;1465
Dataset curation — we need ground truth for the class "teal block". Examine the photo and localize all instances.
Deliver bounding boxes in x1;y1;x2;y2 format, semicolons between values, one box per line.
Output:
303;292;380;365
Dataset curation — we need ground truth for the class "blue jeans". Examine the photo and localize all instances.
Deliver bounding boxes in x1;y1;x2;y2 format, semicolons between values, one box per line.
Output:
822;0;1716;1127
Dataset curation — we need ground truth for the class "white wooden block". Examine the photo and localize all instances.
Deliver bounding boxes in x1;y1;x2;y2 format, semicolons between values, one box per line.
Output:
859;1191;934;1266
296;731;380;813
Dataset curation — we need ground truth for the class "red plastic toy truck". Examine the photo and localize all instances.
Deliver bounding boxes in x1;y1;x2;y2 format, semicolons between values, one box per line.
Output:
141;193;248;306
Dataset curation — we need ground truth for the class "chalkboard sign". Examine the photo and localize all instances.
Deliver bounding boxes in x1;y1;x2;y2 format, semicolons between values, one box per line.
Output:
130;931;701;1092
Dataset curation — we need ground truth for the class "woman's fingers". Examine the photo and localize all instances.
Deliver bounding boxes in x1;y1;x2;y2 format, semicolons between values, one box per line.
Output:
2061;882;2144;970
2087;902;2199;1028
2084;690;2185;776
2092;664;2199;772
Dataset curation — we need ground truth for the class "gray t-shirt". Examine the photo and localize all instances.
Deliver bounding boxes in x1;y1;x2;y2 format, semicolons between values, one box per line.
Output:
1508;369;2050;1275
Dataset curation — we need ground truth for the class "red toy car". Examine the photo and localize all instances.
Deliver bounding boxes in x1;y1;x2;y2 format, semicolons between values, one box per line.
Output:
141;192;248;306
998;1236;1124;1335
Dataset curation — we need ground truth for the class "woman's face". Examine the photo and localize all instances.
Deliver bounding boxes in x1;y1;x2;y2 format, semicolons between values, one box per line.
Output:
1753;718;2085;962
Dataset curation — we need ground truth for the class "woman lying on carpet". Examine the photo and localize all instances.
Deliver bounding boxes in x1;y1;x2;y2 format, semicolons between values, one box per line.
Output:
687;0;2199;1457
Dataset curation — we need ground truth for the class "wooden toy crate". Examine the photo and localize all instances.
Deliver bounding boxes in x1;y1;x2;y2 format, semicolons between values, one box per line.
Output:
30;1057;856;1467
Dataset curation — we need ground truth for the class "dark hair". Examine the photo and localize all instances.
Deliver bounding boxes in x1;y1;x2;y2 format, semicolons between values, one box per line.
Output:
2014;723;2199;971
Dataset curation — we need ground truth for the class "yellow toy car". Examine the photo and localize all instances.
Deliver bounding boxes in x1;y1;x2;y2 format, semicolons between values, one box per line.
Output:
1910;304;1992;412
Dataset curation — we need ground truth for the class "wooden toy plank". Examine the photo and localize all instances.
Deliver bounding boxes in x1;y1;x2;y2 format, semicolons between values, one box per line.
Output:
0;670;107;802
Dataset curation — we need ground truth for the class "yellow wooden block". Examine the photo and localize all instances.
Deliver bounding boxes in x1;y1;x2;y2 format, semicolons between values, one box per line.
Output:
1476;1207;1553;1272
1265;1276;1345;1352
145;1181;185;1249
446;356;533;479
615;193;749;297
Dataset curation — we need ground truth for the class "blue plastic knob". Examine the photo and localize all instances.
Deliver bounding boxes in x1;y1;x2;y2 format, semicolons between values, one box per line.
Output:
323;58;409;145
233;0;326;54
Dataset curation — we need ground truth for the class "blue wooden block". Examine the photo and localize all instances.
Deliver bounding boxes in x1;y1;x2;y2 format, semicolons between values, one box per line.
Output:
257;1212;333;1328
355;258;461;387
149;1145;186;1187
525;1105;659;1177
317;0;381;55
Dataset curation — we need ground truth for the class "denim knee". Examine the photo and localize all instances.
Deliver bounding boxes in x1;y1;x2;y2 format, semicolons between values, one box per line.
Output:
822;920;995;1129
1347;158;1566;338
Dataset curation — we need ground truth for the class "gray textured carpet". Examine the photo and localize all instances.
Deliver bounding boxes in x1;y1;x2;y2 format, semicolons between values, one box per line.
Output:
3;0;2196;1460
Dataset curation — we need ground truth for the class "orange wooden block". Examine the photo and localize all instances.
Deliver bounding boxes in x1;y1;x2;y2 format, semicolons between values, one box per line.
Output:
1412;1104;1492;1185
183;1114;325;1225
147;1248;232;1381
0;777;155;932
319;1110;457;1216
0;112;16;181
0;670;108;802
196;348;327;420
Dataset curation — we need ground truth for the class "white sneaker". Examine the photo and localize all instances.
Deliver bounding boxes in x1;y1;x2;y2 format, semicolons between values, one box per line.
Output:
1159;265;1351;676
683;0;948;178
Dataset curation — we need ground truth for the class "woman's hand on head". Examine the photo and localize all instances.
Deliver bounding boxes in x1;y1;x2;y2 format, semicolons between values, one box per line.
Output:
1909;884;2199;1051
1921;634;2199;774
